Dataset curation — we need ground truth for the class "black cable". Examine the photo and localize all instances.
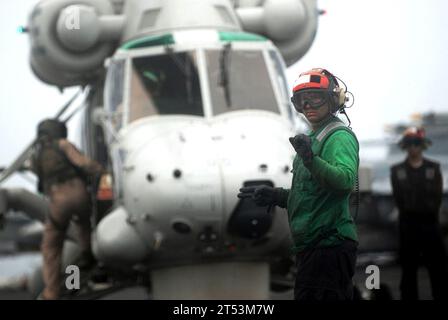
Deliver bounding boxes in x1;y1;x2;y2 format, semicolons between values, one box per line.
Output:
334;75;348;93
340;108;352;128
354;175;360;222
344;91;355;109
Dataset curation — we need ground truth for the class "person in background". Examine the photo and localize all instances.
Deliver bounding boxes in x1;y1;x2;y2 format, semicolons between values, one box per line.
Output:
391;127;448;300
32;119;103;299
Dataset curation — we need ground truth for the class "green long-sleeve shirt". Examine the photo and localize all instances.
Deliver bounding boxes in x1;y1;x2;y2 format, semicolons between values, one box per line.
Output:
283;118;359;253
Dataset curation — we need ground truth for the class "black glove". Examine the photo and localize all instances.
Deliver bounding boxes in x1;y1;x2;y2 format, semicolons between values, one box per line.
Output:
238;185;287;208
289;134;314;167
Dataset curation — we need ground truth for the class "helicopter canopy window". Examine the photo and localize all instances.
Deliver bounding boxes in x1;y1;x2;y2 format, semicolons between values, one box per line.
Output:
206;48;279;116
104;59;125;131
129;51;203;123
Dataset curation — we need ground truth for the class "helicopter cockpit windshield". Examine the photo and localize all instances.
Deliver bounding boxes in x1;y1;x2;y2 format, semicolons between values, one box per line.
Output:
128;51;203;123
206;49;279;116
104;45;288;134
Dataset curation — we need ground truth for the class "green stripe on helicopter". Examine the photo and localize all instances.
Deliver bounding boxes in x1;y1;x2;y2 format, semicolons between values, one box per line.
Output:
218;31;267;42
120;31;267;50
121;34;175;50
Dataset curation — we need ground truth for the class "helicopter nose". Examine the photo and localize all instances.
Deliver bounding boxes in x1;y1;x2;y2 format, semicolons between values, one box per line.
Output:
96;114;293;264
122;131;223;226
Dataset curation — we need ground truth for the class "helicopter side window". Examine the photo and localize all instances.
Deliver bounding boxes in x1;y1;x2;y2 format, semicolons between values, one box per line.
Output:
206;49;279;116
104;59;125;132
129;51;203;123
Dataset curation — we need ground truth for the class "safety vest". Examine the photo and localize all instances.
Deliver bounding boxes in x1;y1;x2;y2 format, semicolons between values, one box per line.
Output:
313;117;359;157
34;139;83;193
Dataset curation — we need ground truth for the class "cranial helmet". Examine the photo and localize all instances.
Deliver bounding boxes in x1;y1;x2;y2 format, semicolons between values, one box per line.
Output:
37;119;67;139
399;127;431;149
291;68;347;113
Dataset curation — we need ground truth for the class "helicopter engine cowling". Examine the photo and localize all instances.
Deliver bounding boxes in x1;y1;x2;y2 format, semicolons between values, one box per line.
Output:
25;0;319;87
236;0;318;66
27;0;123;87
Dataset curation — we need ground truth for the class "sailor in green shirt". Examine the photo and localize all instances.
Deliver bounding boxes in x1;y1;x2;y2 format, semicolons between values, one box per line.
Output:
239;68;359;300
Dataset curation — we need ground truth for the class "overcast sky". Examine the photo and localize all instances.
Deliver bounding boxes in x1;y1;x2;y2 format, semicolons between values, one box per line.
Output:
288;0;448;139
1;0;447;189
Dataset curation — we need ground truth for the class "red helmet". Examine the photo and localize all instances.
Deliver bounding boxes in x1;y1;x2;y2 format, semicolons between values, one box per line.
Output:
291;68;346;113
399;127;431;149
292;68;334;92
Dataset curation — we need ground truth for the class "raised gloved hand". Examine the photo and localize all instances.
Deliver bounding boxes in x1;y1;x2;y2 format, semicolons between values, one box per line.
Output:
238;185;287;208
289;134;313;167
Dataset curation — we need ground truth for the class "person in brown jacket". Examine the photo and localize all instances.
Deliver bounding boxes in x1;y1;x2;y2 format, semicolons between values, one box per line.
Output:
32;119;103;299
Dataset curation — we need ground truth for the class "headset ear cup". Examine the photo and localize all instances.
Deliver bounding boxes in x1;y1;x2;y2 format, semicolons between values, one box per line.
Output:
332;87;346;110
339;89;346;107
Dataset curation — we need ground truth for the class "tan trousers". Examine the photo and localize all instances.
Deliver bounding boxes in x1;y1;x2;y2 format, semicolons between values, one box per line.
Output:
41;177;91;300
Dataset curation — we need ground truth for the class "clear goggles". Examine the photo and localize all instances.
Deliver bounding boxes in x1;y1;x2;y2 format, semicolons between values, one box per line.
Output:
291;89;330;112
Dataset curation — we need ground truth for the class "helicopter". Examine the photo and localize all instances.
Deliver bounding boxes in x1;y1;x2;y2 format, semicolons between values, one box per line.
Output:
0;0;321;299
